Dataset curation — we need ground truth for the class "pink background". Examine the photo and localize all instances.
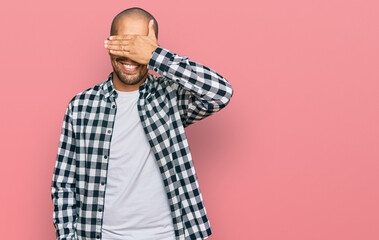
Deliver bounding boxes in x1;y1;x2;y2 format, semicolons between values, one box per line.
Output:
1;0;378;239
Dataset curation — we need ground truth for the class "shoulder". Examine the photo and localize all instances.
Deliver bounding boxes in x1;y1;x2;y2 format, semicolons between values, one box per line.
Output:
66;80;105;109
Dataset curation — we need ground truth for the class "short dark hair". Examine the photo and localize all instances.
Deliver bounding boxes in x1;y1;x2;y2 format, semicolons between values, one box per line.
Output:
110;7;158;39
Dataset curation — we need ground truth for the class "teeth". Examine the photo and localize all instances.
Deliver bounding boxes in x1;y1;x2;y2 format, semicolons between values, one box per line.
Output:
122;64;137;69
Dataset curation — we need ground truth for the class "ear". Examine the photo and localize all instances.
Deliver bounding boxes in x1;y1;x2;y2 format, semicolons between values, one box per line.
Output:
148;19;156;40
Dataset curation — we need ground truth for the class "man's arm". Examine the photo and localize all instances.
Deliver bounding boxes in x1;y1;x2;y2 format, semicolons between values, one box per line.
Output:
51;100;78;239
147;46;234;128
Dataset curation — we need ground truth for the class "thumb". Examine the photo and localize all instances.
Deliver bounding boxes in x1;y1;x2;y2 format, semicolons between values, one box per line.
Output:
148;19;156;40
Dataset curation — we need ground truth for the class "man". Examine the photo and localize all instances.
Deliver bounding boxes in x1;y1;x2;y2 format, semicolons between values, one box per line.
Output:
51;7;233;240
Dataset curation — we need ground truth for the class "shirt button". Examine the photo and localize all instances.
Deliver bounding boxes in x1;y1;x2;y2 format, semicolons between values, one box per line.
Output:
96;235;100;239
112;104;116;108
104;155;108;159
107;129;111;134
99;208;103;212
154;67;158;72
101;181;105;185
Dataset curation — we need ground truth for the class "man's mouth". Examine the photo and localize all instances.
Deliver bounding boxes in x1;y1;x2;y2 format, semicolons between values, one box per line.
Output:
118;61;140;72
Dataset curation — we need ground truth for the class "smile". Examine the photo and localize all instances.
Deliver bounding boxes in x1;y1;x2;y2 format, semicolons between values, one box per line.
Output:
119;62;139;72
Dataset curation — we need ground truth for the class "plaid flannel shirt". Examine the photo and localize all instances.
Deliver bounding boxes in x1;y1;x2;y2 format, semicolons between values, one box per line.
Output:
51;46;233;240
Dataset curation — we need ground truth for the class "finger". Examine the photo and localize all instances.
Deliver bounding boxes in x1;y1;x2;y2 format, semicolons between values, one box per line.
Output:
109;49;132;57
106;44;131;51
104;39;123;44
104;40;130;46
108;35;135;40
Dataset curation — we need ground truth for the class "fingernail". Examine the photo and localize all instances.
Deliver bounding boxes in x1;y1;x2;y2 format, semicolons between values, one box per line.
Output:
109;36;113;40
104;40;108;43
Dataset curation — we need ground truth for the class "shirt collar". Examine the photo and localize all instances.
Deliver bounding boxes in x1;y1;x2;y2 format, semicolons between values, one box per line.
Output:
101;72;151;99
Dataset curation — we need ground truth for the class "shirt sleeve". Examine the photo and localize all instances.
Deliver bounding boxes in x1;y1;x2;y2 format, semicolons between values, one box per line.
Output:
147;46;234;128
51;100;78;240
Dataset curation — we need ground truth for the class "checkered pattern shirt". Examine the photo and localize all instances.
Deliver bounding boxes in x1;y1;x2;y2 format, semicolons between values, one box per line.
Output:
51;46;233;240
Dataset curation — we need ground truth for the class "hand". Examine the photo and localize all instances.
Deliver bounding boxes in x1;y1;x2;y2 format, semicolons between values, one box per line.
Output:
104;19;160;65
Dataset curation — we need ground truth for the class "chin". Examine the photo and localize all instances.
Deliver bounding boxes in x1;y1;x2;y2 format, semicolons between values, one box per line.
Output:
114;69;145;85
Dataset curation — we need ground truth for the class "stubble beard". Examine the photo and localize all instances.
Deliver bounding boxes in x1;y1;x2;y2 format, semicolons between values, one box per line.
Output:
113;63;148;85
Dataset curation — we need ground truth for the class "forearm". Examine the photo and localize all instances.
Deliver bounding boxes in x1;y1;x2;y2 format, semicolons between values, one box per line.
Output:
51;184;78;239
147;46;234;109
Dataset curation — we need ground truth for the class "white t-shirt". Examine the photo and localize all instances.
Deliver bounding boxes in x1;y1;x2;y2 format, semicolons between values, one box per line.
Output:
101;89;176;240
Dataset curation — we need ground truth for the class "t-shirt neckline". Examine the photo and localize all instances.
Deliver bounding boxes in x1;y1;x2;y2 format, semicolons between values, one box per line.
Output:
115;89;140;98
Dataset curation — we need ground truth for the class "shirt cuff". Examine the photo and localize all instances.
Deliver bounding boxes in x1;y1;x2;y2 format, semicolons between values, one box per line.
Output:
147;46;189;76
